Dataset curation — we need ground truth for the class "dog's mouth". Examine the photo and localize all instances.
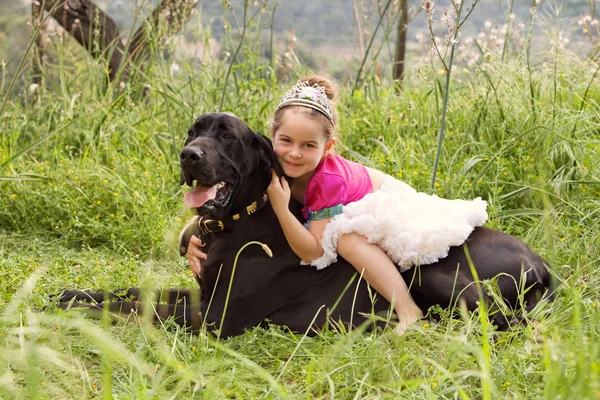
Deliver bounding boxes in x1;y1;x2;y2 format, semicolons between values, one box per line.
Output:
183;180;234;210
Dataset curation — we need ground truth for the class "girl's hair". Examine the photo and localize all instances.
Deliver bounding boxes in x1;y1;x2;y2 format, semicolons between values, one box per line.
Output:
270;75;339;142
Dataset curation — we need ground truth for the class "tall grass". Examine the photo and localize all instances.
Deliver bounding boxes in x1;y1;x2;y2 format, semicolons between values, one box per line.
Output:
1;1;600;398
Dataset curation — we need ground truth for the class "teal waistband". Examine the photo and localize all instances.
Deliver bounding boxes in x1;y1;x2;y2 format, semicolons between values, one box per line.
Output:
309;203;344;221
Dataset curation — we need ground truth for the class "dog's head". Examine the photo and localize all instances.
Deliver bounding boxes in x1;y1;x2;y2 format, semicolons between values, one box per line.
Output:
180;112;281;219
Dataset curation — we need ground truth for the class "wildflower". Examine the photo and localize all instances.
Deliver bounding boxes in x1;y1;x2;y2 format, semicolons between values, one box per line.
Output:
10;194;16;198
422;0;435;13
170;62;181;75
96;200;101;205
113;192;118;197
29;83;39;93
441;11;452;26
102;179;108;183
423;323;430;328
432;382;437;388
560;237;566;242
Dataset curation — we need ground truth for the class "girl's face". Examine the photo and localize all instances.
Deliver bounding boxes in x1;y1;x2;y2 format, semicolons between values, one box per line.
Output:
273;111;333;184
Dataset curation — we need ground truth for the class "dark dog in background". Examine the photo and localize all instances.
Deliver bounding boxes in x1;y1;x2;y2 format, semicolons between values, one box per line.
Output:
57;112;556;337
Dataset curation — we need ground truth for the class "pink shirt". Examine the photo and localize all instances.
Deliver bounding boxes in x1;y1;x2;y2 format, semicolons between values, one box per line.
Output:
302;154;373;220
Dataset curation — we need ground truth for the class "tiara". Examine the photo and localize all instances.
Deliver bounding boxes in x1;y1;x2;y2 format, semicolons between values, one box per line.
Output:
277;81;334;125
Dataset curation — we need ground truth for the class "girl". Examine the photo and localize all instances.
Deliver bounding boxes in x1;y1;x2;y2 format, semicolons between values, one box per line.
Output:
265;75;487;334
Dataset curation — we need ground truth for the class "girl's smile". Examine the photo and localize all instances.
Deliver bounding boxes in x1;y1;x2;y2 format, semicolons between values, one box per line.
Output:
283;159;302;168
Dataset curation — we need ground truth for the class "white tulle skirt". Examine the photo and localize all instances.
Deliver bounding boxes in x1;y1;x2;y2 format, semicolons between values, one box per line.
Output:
309;175;488;272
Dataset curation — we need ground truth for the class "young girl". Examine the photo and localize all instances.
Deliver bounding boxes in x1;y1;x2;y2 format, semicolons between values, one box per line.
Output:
265;75;488;334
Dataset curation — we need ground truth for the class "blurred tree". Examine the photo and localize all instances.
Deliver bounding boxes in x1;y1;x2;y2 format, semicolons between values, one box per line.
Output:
393;0;408;89
31;0;45;86
40;0;197;84
42;0;126;82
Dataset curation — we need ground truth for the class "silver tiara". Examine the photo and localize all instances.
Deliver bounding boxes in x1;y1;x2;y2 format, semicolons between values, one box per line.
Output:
277;81;334;125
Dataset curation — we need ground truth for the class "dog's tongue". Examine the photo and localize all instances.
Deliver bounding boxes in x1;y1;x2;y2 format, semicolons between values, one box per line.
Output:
184;183;218;208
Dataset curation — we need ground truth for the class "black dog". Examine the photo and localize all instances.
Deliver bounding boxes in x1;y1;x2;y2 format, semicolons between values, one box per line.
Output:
57;112;556;337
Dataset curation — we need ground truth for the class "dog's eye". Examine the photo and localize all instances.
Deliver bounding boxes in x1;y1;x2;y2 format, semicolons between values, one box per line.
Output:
187;131;194;137
222;133;233;139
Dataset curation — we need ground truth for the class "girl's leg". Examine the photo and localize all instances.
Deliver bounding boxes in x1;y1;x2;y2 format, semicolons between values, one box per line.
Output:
337;233;423;335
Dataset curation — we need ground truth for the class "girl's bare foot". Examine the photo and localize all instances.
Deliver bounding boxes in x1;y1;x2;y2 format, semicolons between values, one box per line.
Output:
395;308;423;336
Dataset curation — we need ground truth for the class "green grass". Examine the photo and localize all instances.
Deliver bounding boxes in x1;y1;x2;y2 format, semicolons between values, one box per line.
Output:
2;12;600;398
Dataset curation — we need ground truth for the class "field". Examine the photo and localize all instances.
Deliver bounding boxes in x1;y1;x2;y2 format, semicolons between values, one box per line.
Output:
1;3;600;398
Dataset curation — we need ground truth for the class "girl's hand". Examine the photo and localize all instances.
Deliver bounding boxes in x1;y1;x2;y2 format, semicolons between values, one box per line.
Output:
267;169;291;215
187;235;207;277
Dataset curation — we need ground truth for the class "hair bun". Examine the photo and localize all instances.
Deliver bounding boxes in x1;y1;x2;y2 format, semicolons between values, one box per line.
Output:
303;75;336;101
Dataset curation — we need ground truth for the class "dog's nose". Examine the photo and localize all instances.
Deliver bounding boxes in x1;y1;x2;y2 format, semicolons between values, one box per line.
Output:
180;147;204;164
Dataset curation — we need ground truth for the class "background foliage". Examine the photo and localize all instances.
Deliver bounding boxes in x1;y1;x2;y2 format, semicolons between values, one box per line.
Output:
1;0;600;398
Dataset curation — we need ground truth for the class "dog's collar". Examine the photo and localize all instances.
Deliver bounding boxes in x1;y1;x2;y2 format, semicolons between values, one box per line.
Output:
196;192;270;233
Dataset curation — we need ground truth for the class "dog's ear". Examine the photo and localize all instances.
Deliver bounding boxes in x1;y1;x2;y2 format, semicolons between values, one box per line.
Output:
252;133;286;178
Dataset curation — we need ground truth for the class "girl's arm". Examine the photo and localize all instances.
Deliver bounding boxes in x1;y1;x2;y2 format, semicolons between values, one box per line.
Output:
267;171;330;263
178;217;208;276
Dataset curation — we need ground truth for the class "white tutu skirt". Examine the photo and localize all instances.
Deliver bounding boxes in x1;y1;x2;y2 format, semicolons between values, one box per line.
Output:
310;175;488;272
